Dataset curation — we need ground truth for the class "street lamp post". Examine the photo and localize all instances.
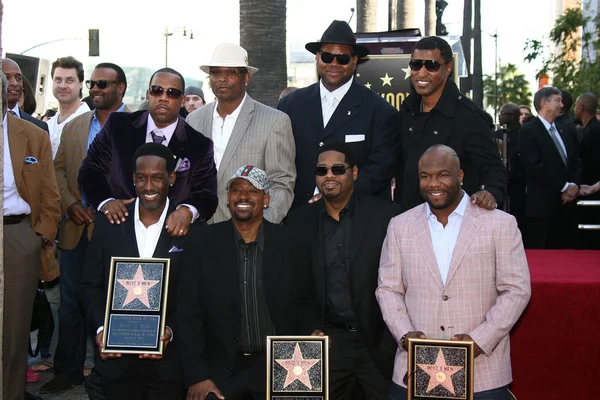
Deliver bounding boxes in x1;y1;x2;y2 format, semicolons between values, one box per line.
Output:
164;26;193;67
483;30;499;123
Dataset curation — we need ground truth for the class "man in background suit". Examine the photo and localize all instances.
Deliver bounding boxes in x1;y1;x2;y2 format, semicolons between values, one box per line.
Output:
519;87;583;249
79;67;218;234
178;166;318;400
80;143;191;399
2;58;49;132
186;43;295;223
2;73;61;400
278;20;398;208
286;143;400;399
378;145;530;400
41;62;130;394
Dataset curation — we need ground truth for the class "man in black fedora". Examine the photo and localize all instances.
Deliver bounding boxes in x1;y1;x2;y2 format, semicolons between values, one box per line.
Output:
278;20;399;209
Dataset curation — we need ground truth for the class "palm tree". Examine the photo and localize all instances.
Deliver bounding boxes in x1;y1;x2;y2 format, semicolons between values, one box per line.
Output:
389;0;415;30
357;0;378;33
239;0;287;107
483;63;532;116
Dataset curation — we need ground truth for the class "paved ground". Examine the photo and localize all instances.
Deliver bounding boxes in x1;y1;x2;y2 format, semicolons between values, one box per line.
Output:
26;372;89;400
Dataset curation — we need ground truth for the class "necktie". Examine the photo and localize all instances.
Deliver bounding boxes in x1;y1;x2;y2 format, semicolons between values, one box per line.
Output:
8;110;17;117
548;125;567;166
150;130;166;145
323;96;338;127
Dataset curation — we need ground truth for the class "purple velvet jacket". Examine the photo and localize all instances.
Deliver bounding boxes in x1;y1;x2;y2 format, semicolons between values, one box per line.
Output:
78;110;218;222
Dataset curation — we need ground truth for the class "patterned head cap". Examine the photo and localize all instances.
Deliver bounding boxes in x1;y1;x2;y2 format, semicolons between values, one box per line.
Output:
226;165;269;194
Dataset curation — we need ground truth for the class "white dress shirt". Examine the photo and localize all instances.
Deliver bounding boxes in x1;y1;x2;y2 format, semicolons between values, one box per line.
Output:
319;77;353;127
212;94;247;170
425;192;469;285
9;104;21;118
145;114;178;144
538;115;573;192
47;102;90;159
134;197;170;258
3;114;32;216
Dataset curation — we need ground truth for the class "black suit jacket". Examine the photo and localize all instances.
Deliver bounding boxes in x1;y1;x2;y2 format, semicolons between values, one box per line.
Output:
278;80;399;208
580;117;600;187
80;202;191;381
286;192;401;379
177;220;320;389
78;110;218;221
519;117;583;217
19;108;49;132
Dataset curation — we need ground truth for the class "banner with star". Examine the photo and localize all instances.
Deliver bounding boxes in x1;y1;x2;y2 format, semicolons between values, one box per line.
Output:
407;338;474;400
102;257;171;355
267;336;329;399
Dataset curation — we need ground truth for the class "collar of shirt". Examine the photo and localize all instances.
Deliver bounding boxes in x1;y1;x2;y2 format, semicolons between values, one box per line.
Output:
3;113;7;131
91;103;126;126
133;197;170;257
537;115;557;133
146;113;178;144
405;79;458;118
425;190;469;222
319;76;353;105
233;220;265;251
213;93;247;123
321;190;355;221
9;105;20;118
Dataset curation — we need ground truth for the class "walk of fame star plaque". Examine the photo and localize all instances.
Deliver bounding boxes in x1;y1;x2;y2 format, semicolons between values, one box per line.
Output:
102;257;170;355
267;336;329;400
407;338;474;400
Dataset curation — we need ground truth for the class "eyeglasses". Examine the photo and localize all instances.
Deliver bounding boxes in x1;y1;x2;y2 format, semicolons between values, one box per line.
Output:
408;59;449;72
314;165;353;176
208;69;247;78
85;80;119;89
319;51;355;65
148;85;183;99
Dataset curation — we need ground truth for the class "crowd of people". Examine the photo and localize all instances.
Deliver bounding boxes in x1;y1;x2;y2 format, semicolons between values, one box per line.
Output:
1;17;596;400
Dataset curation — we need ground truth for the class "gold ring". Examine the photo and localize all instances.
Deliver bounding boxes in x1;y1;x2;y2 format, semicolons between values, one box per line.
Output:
104;210;110;215
179;229;184;233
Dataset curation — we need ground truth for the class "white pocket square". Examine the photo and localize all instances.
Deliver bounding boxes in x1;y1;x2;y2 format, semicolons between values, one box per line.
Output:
345;134;365;143
168;246;183;253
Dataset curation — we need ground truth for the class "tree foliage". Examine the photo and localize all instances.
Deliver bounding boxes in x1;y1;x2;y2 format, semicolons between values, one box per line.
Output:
483;63;532;115
524;4;600;95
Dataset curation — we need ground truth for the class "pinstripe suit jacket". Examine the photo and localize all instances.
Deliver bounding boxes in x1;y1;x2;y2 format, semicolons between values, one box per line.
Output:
54;108;129;250
186;95;296;223
376;200;531;392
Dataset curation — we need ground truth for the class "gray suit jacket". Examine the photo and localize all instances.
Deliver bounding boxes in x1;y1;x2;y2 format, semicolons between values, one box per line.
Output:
186;95;296;223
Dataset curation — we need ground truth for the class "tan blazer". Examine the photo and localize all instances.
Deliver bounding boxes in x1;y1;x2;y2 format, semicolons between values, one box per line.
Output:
186;95;296;223
376;200;531;392
7;114;61;280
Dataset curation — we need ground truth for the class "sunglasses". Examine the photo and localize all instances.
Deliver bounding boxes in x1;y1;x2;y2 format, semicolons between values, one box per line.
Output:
408;59;449;72
148;85;183;99
319;51;355;65
85;79;119;89
314;165;353;176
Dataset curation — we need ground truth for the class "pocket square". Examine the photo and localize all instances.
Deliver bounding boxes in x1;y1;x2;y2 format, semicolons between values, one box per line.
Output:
345;134;365;143
176;157;191;172
25;156;38;164
168;246;183;253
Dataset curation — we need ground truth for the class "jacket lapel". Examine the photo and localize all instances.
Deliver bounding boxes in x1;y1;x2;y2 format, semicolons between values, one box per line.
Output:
303;85;326;137
413;205;445;289
217;97;255;185
78;112;95;158
310;203;328;310
262;222;281;315
322;81;362;140
220;221;241;309
122;211;140;257
7;114;27;195
168;117;188;161
445;202;481;284
348;194;370;268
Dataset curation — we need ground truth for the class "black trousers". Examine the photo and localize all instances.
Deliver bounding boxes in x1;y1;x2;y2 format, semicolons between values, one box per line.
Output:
324;325;390;400
207;352;266;400
526;202;576;249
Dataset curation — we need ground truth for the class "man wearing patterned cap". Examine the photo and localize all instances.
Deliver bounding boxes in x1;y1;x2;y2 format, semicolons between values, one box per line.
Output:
177;165;319;400
186;43;296;224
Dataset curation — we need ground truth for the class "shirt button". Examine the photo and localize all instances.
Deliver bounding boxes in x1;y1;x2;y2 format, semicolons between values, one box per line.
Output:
440;326;445;331
442;295;449;301
458;95;462;100
433;130;438;135
319;142;324;147
409;127;413;132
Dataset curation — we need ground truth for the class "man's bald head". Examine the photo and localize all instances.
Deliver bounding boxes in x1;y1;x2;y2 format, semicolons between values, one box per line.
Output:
574;93;598;124
419;144;461;170
2;58;24;109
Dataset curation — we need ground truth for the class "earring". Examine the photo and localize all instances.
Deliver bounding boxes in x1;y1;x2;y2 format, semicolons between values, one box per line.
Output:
264;204;268;208
170;183;173;187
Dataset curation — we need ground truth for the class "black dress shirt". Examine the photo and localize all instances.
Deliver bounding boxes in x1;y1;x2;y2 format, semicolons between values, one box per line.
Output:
234;223;275;353
321;194;357;325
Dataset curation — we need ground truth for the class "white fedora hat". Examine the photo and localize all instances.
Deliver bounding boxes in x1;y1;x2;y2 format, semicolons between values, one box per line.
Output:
200;43;258;75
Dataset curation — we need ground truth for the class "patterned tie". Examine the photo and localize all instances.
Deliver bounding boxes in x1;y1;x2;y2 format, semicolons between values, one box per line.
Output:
548;125;567;166
150;130;166;145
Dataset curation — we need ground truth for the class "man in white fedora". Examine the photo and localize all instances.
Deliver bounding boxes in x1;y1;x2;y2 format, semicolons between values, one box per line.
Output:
186;43;296;223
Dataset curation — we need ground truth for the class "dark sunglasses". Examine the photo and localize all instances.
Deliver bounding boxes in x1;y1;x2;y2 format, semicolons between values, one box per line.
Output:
148;85;183;99
408;59;449;72
314;165;353;176
319;51;355;65
85;79;119;89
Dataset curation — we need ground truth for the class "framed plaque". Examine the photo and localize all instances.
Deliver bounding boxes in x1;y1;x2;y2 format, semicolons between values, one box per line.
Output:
407;338;474;400
267;336;329;400
101;257;170;355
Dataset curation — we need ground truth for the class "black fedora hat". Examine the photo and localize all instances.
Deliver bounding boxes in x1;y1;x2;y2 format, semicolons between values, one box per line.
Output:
305;20;369;58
